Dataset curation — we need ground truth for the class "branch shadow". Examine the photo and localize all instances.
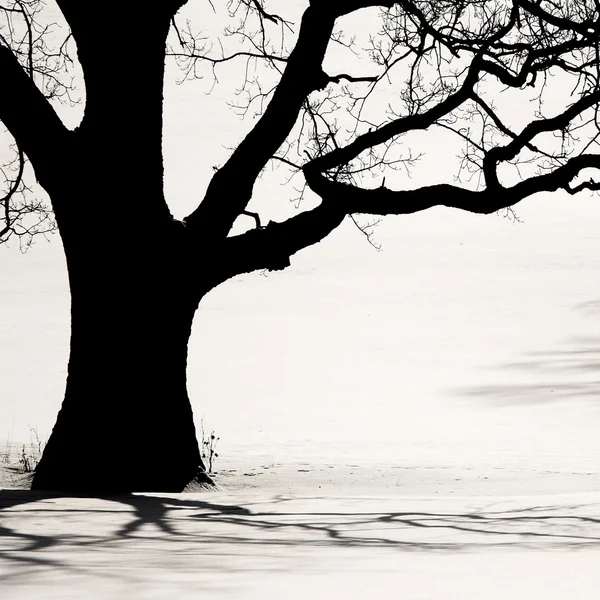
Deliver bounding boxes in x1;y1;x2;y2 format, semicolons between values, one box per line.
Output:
458;299;600;406
1;489;600;587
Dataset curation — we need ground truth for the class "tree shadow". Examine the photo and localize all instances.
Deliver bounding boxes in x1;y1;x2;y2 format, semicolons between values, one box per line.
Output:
1;489;600;587
458;299;600;406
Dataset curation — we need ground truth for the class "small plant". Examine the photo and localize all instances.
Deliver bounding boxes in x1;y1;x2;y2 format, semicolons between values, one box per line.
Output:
19;445;35;473
199;419;219;474
0;436;12;465
19;427;45;473
1;427;46;474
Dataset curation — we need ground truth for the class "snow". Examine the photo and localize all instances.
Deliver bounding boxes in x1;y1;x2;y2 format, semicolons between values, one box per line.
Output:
3;198;600;597
2;484;600;599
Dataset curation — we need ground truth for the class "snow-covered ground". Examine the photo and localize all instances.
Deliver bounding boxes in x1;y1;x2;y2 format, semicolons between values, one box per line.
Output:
2;483;600;599
3;195;600;598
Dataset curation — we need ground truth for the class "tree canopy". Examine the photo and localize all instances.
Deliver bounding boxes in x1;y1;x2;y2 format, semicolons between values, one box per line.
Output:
1;1;600;261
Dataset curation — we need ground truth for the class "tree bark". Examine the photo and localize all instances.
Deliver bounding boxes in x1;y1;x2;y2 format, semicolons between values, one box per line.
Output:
26;8;216;492
32;230;212;493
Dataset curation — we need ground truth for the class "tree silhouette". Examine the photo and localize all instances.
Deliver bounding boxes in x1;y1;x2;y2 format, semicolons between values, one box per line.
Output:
1;0;600;491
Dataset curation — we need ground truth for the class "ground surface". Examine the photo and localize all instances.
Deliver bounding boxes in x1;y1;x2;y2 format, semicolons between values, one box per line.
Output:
2;459;600;599
4;197;600;597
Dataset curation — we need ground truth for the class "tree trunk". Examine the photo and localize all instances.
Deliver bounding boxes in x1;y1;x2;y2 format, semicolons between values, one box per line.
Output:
26;7;216;493
32;236;211;493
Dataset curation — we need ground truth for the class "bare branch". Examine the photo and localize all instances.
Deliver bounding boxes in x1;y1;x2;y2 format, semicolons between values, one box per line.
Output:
304;153;600;217
184;4;341;236
0;42;70;184
241;209;263;229
483;89;600;187
219;200;345;279
306;57;483;174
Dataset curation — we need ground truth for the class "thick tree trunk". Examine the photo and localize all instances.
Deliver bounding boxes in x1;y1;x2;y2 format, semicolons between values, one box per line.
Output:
32;237;212;493
28;7;217;493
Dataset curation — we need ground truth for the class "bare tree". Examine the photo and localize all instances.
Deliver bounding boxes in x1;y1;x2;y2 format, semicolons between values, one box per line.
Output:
1;0;600;492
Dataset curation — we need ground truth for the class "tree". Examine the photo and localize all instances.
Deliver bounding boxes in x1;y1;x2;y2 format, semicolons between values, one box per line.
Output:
1;0;600;492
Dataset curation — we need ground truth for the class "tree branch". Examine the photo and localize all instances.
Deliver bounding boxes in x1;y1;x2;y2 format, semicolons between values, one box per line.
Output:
307;58;482;173
483;89;600;186
0;43;70;185
516;0;599;37
315;0;398;18
56;0;189;39
303;154;600;217
184;1;399;238
218;200;345;279
0;144;24;241
326;72;378;84
184;5;338;236
167;49;288;66
241;209;263;229
180;0;600;279
248;0;286;25
470;92;545;155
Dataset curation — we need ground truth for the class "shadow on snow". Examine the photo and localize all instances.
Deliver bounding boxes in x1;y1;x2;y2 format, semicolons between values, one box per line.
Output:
1;489;600;585
458;299;600;406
